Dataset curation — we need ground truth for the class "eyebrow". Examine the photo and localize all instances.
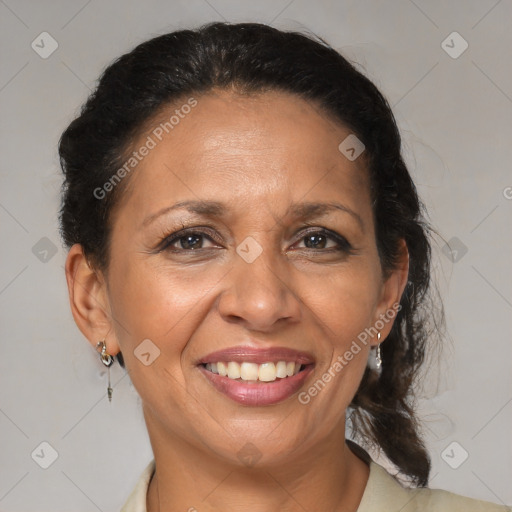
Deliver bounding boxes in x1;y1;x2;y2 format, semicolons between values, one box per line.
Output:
142;199;364;231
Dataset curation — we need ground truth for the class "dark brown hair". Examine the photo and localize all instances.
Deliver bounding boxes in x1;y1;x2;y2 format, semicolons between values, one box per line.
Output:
58;21;443;487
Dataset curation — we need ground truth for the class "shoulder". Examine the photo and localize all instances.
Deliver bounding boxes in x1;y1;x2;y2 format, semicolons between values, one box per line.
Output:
358;461;510;512
119;457;510;512
120;459;155;512
414;487;511;511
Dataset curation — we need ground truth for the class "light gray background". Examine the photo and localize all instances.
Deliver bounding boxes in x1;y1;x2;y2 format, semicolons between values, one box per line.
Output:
0;1;511;510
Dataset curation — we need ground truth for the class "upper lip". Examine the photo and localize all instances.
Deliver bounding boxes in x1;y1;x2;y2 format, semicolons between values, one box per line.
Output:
198;345;315;365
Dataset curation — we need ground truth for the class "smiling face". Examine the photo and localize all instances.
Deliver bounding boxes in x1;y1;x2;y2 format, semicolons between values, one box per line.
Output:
69;89;408;468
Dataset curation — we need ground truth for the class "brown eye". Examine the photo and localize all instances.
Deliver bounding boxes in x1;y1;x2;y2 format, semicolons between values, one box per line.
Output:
302;232;330;249
173;233;206;250
158;228;220;253
294;228;352;252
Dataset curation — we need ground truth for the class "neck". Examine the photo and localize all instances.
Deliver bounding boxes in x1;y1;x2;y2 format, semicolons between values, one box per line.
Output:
145;419;370;512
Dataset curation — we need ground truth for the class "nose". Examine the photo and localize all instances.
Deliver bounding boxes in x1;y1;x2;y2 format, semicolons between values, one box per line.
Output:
217;243;302;332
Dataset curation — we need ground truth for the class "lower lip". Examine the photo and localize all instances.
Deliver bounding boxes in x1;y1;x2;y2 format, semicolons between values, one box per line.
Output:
198;365;314;406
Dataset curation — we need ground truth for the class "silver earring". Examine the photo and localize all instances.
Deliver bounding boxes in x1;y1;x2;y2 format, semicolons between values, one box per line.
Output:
375;332;382;369
96;340;114;402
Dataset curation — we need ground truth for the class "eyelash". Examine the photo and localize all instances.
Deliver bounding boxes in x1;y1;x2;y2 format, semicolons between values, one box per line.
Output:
156;225;353;254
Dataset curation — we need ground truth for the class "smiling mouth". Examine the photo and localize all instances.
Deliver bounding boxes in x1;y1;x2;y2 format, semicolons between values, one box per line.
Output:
201;361;311;383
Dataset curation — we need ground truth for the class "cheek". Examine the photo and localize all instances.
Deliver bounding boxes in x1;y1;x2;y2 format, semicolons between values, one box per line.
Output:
108;262;205;419
297;274;376;431
297;263;380;342
295;263;379;412
108;258;225;378
110;259;205;335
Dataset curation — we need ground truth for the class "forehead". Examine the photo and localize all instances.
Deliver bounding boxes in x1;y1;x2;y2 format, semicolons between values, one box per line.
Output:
116;89;371;222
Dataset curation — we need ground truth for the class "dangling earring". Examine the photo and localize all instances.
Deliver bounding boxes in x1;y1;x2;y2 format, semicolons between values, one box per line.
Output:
96;340;114;402
375;331;382;369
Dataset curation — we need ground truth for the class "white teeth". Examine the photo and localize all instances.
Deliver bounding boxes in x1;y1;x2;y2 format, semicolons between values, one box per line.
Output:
276;361;287;378
227;361;241;379
205;360;305;382
258;362;276;382
240;362;259;381
217;361;227;377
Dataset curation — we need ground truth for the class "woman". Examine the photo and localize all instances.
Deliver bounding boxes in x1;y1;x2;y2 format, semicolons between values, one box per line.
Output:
58;22;508;511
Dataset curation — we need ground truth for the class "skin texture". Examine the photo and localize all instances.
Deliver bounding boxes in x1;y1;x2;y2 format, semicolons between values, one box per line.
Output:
65;89;409;511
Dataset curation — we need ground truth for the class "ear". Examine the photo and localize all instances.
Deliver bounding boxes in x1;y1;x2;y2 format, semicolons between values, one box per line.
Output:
371;238;409;345
64;244;120;356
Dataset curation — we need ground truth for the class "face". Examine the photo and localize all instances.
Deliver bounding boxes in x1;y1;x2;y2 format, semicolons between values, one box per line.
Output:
72;89;407;467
